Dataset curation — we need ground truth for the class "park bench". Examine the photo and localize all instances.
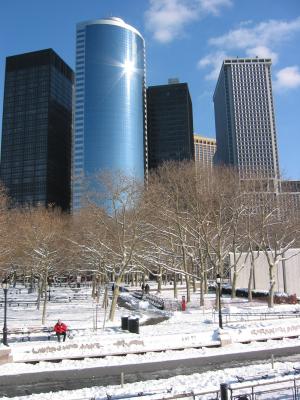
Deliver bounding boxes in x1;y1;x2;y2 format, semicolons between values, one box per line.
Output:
72;293;89;300
8;289;22;295
8;326;54;341
236;372;276;383
0;300;37;307
7;326;82;342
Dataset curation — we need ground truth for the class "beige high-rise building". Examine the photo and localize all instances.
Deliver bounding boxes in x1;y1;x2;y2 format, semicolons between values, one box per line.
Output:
194;134;216;167
213;58;280;182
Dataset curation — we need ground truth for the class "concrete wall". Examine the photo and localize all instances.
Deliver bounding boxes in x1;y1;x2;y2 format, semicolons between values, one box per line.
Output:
229;248;300;296
0;348;12;365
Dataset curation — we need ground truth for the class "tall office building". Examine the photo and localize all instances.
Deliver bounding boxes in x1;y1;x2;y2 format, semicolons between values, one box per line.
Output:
0;49;73;210
213;58;280;183
194;134;216;168
73;17;146;209
147;81;194;170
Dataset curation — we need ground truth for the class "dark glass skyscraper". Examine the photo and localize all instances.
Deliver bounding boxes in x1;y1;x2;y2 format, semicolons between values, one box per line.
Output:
147;81;194;170
73;17;146;209
0;49;73;210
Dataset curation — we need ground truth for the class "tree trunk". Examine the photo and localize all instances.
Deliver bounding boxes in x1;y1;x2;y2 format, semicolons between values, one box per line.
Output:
231;269;237;299
192;274;197;293
190;257;197;293
92;274;96;298
181;247;190;302
248;256;255;302
199;265;205;307
200;275;204;307
268;264;275;308
36;278;42;310
173;273;178;299
163;271;168;286
96;275;101;300
157;267;162;293
41;280;48;325
102;286;108;308
109;276;122;321
185;274;191;303
204;269;208;294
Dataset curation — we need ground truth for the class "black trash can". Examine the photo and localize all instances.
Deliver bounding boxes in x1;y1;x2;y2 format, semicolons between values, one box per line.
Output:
220;383;228;400
121;316;129;330
128;317;139;334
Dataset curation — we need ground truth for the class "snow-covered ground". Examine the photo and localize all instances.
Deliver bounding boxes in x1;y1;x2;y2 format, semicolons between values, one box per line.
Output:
1;358;300;400
0;283;300;399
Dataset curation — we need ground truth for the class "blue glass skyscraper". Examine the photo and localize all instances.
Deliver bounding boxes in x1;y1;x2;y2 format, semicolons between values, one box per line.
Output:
73;17;146;209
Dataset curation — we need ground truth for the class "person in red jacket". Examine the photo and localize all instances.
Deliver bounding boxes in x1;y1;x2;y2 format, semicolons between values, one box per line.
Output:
54;320;67;342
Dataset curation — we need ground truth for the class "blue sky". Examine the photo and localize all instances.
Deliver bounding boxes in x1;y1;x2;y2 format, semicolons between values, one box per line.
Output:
1;0;300;178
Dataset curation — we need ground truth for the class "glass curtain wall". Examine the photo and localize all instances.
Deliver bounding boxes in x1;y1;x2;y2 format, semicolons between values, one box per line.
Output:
73;18;146;209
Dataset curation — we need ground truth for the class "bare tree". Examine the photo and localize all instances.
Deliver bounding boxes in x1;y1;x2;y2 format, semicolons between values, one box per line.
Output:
81;171;149;321
143;162;201;303
0;184;16;279
199;168;238;299
250;190;300;307
69;207;108;298
17;206;68;323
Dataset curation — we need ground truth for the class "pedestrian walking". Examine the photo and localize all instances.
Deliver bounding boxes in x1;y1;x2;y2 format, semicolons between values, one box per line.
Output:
54;319;67;342
145;283;150;294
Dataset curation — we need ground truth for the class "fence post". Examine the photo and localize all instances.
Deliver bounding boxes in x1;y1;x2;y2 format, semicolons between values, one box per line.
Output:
220;383;228;400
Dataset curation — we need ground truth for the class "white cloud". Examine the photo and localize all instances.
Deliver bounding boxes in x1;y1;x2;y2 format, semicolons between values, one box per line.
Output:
199;0;232;16
197;51;229;80
144;0;232;43
144;0;198;43
245;46;278;64
198;46;279;81
209;17;300;49
274;66;300;90
198;17;300;81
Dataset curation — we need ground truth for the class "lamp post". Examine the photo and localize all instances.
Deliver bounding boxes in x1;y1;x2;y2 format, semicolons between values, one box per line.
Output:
2;279;9;346
216;274;223;329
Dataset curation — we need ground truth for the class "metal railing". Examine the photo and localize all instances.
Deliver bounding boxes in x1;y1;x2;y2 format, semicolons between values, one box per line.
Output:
212;310;300;324
132;291;165;309
229;374;300;400
30;371;300;400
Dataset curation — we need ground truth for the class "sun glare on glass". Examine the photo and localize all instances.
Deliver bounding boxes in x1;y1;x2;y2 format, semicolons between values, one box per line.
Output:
123;59;135;76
